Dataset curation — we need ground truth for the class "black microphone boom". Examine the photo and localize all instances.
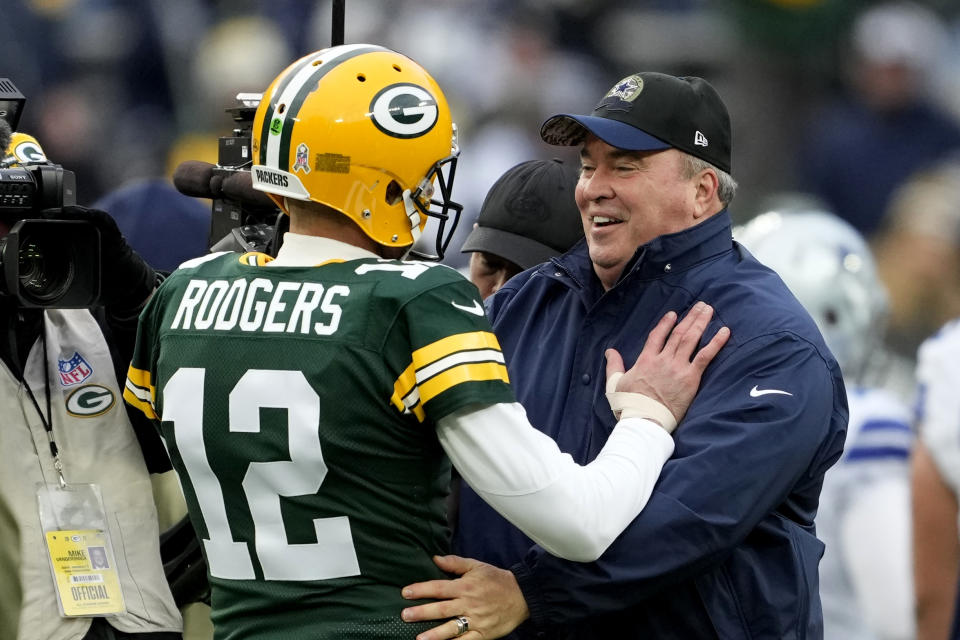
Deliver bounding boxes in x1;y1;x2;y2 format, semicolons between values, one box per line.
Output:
172;160;275;211
221;170;276;210
172;160;216;198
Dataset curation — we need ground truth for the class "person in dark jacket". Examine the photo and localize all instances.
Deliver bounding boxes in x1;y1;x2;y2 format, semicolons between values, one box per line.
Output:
400;72;848;639
460;158;583;300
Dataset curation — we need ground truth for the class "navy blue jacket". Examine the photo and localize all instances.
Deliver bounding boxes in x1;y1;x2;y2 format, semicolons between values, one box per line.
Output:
453;210;848;639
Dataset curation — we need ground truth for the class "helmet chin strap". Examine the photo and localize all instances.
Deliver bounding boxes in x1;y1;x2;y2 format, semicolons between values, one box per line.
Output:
401;189;422;259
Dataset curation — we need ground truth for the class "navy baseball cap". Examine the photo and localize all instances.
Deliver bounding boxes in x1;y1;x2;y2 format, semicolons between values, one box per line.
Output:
540;72;732;174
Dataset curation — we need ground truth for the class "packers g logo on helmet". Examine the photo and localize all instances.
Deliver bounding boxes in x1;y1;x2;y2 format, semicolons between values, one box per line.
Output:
370;83;439;139
3;132;48;166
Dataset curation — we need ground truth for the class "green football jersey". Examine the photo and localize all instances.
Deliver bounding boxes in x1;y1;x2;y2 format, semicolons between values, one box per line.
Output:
125;252;514;639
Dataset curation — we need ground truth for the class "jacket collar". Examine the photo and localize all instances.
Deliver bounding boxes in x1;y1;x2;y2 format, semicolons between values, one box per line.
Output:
552;209;734;289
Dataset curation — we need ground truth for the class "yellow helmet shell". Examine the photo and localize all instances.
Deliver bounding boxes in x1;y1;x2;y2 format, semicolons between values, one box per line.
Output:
4;132;48;166
251;44;458;250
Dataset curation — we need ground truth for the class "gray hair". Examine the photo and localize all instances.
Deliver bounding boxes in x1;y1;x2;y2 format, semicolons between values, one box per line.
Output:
681;154;738;206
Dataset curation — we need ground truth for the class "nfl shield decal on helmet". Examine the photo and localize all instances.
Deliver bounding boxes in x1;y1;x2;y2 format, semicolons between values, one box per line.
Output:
292;142;311;174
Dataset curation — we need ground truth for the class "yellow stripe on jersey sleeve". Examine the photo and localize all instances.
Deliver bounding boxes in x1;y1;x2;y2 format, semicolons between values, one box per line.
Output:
391;364;425;422
411;331;502;370
124;365;158;419
418;361;510;404
391;331;507;422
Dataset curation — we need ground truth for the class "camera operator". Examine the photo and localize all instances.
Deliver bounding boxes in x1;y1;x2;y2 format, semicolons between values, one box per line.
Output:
0;128;182;640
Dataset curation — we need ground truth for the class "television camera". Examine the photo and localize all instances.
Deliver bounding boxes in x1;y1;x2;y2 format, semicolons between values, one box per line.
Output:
172;94;286;255
0;78;99;308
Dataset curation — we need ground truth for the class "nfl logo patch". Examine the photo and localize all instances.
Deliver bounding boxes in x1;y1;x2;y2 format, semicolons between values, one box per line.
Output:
58;352;94;387
292;143;311;174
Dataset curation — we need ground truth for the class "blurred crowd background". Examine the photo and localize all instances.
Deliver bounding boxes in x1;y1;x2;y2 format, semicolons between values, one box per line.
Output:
4;0;960;395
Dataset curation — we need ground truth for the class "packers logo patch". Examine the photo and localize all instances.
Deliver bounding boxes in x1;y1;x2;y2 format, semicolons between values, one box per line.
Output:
65;384;116;418
369;83;438;139
605;75;644;102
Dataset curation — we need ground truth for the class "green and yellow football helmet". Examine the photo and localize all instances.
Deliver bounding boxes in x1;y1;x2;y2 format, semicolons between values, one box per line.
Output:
251;44;462;259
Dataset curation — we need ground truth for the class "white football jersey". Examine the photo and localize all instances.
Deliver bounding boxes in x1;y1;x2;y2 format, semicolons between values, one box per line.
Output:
916;318;960;526
818;386;914;640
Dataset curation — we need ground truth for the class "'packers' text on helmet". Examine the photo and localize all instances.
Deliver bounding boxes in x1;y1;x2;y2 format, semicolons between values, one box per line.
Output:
250;44;462;259
734;207;889;384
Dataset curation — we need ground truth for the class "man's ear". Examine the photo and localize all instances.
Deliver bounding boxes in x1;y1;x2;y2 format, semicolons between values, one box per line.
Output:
692;168;720;219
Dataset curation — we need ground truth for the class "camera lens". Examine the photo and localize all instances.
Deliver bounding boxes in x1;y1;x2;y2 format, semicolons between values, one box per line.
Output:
17;232;76;304
0;219;99;308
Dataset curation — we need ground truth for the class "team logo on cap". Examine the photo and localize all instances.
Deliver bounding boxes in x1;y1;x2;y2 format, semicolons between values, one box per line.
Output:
605;75;644;102
370;83;439;139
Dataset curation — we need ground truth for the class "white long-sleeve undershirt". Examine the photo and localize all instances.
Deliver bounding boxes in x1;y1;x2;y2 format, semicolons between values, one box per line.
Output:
439;402;674;562
269;233;676;563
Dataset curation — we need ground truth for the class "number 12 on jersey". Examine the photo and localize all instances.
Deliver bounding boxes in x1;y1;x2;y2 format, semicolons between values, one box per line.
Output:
163;367;361;581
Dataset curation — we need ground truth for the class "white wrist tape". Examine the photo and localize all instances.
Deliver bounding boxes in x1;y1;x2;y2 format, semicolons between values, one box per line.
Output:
605;371;678;434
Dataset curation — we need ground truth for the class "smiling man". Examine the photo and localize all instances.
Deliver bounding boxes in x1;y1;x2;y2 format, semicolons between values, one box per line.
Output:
402;72;849;640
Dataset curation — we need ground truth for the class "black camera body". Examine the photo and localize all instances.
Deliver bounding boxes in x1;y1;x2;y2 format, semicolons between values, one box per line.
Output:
0;78;100;308
208;94;285;255
209;100;258;248
0;165;100;308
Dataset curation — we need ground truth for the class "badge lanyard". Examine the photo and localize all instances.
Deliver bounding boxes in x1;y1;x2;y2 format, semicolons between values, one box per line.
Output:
21;317;65;487
25;315;127;617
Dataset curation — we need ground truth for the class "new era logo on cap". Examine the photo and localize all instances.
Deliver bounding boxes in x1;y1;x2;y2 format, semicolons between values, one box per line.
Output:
539;72;732;174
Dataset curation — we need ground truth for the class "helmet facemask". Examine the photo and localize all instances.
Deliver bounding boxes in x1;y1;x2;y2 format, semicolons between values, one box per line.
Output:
406;149;462;260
